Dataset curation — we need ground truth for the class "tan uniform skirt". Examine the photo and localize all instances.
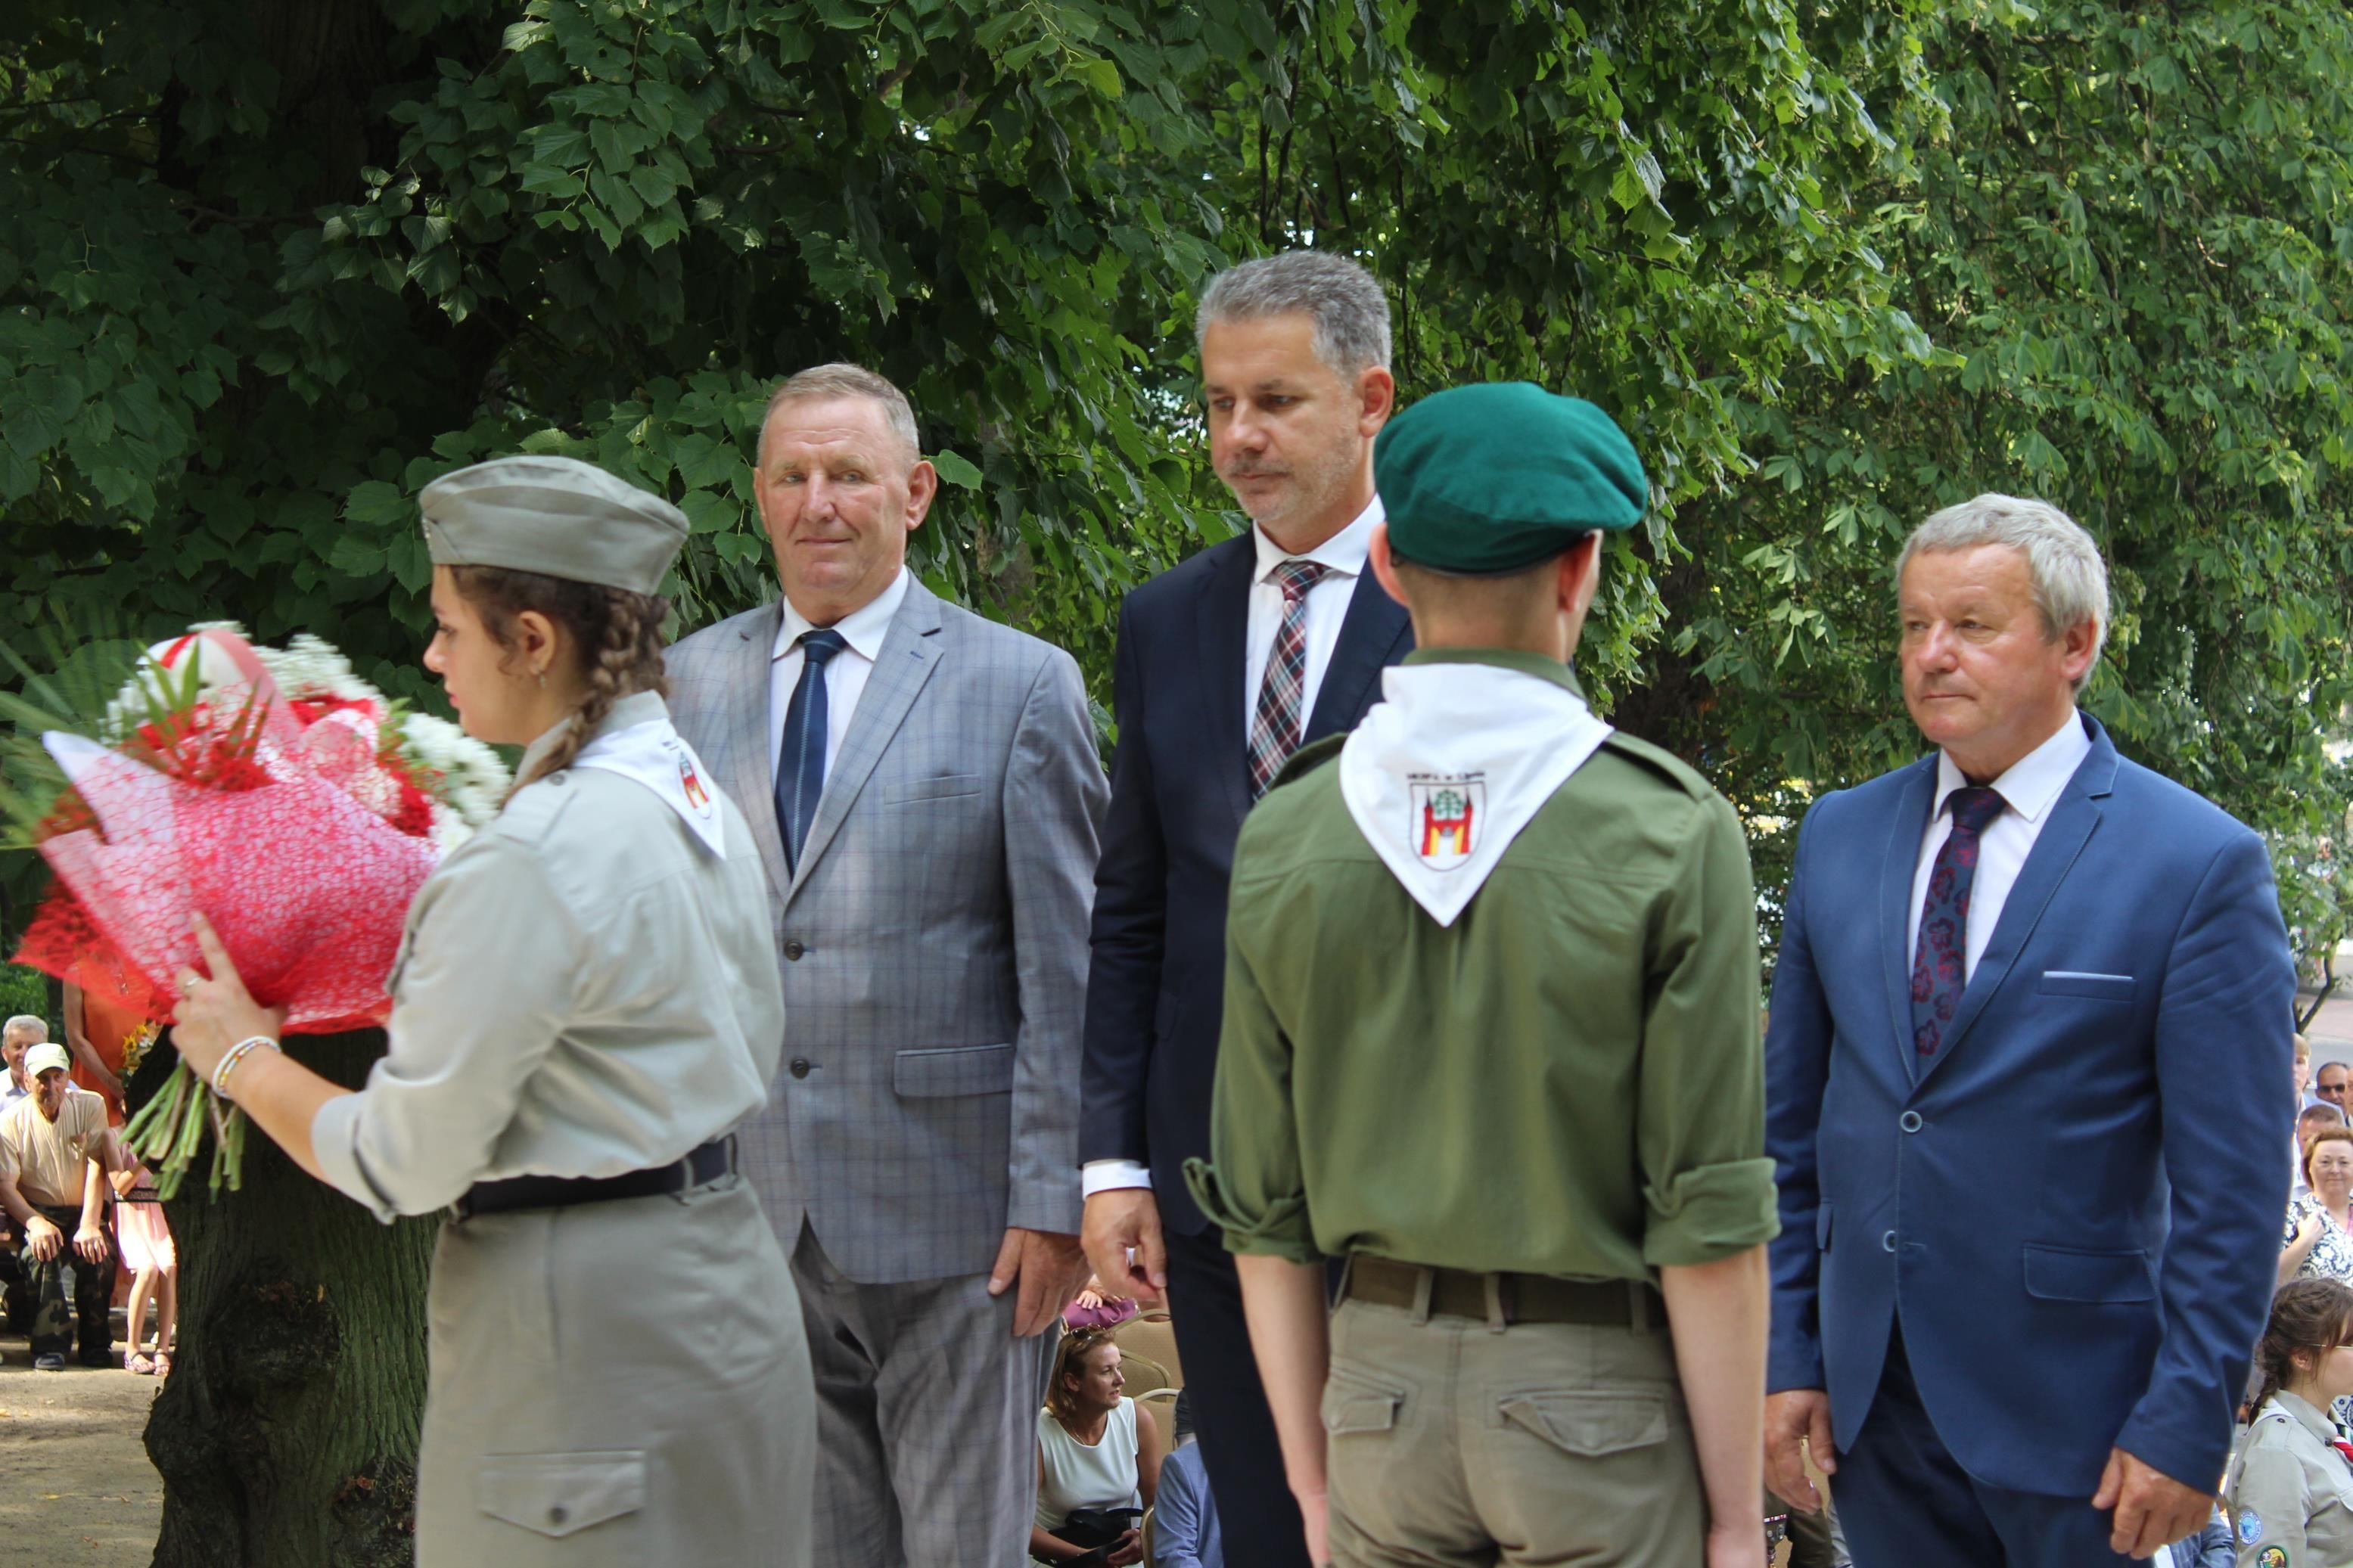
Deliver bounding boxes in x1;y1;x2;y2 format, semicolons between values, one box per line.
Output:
415;1172;813;1566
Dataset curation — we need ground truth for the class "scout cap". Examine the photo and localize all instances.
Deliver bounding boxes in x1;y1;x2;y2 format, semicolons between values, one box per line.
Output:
1375;382;1647;574
420;455;688;596
21;1043;70;1078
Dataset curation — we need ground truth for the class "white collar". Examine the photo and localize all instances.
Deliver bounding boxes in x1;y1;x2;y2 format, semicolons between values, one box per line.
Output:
1251;494;1383;586
1933;711;2091;826
567;695;727;857
774;567;910;663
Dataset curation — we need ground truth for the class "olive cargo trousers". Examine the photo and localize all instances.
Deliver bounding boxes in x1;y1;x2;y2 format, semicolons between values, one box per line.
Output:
1321;1292;1705;1566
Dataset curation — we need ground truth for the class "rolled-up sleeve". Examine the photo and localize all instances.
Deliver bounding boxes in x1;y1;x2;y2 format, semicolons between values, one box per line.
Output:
311;834;580;1222
1183;877;1319;1264
1638;793;1780;1268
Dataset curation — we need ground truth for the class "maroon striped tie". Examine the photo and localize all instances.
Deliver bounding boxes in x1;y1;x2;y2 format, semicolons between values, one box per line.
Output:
1248;560;1329;799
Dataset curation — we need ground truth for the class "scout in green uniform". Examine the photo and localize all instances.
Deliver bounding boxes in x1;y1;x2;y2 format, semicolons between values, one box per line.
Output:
1183;383;1780;1568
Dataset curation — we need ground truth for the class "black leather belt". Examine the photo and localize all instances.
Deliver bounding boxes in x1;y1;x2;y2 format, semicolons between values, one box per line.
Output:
1342;1255;1666;1331
453;1137;735;1221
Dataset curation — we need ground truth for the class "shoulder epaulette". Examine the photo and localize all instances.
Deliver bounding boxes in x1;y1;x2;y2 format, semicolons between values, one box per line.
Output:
1598;729;1714;802
486;772;575;846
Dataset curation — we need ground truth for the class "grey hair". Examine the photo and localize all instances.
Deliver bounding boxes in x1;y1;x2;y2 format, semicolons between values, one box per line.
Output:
755;362;922;470
1195;251;1392;378
2;1016;45;1048
1897;492;2110;689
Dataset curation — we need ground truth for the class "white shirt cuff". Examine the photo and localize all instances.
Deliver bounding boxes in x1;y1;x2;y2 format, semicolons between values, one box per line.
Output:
1083;1159;1154;1198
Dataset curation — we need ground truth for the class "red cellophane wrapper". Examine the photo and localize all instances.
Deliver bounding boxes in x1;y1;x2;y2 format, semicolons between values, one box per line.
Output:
13;634;438;1035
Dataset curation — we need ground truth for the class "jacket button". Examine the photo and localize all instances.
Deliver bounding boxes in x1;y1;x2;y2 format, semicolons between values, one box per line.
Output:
784;940;805;961
789;1058;811;1079
1881;1230;1898;1253
549;1505;567;1526
1900;1110;1923;1133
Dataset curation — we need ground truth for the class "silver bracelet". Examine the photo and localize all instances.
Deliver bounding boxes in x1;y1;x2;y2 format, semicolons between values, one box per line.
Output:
211;1035;281;1098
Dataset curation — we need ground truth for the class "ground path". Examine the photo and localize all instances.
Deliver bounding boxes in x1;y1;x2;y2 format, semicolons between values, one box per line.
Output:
0;1333;163;1568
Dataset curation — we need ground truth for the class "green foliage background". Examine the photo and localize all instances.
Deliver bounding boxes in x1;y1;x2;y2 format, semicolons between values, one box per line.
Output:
5;0;2352;975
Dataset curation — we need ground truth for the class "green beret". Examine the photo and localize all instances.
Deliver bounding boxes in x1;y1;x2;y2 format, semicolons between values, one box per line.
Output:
420;455;688;596
1375;383;1647;574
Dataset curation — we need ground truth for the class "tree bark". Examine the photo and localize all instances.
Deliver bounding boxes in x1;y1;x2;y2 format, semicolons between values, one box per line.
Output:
140;1029;434;1567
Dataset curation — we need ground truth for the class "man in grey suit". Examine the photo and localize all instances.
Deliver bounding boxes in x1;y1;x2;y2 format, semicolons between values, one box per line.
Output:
667;362;1105;1565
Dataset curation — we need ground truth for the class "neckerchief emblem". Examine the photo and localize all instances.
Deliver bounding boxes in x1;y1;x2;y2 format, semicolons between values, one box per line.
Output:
679;753;713;816
1410;776;1484;868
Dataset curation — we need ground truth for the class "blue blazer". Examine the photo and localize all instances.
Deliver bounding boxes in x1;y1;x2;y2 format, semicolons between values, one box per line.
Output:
1078;532;1412;1232
1765;714;2295;1496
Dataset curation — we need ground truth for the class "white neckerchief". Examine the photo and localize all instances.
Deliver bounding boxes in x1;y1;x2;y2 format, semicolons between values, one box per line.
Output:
1338;660;1611;927
571;716;726;858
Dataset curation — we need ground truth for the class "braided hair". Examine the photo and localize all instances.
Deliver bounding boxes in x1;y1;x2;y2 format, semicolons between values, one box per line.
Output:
2250;1278;2353;1418
446;565;669;790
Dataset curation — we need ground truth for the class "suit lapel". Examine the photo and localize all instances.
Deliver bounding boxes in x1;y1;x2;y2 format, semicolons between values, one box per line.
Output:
1304;570;1412;739
783;579;946;906
1879;759;1937;1070
715;604;791;896
1912;725;2118;1092
1192;536;1256;827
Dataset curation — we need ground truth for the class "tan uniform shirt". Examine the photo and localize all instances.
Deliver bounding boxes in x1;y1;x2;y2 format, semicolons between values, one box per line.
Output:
0;1088;109;1209
311;692;786;1222
2228;1391;2353;1566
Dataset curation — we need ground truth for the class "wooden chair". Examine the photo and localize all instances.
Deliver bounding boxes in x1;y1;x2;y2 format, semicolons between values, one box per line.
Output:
1115;1314;1183;1389
1117;1352;1170;1399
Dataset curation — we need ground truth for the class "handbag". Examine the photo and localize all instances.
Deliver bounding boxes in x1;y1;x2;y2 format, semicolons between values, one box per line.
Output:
1049;1505;1143;1554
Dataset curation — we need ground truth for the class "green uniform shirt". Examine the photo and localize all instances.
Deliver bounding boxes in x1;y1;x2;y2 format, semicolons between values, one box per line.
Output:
1183;649;1780;1278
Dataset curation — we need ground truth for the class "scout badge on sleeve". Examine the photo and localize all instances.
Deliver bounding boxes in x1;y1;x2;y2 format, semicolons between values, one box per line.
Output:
2237;1509;2264;1545
1340;661;1609;926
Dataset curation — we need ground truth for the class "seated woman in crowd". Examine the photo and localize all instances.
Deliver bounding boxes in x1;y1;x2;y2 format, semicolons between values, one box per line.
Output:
1032;1325;1162;1565
2226;1278;2353;1563
2280;1125;2353;1287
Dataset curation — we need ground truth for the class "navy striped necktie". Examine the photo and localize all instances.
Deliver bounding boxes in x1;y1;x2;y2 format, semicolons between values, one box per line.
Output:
776;629;847;871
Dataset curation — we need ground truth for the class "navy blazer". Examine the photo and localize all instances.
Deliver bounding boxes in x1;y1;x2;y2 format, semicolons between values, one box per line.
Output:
1079;531;1413;1233
1765;714;2295;1496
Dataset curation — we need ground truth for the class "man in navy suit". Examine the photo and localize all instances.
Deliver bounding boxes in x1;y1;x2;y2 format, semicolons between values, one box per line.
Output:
1763;494;2295;1563
1078;250;1412;1567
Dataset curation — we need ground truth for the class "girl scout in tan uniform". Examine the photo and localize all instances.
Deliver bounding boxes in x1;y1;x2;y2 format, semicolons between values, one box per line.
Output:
2227;1278;2353;1566
172;455;812;1566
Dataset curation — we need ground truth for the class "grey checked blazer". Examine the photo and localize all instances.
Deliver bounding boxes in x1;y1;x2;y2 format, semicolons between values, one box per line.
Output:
667;577;1106;1286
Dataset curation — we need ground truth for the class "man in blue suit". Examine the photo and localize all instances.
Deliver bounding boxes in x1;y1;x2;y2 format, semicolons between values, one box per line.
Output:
1078;251;1412;1566
1763;494;2295;1563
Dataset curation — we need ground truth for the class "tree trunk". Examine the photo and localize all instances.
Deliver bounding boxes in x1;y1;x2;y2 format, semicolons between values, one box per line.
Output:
141;1029;435;1567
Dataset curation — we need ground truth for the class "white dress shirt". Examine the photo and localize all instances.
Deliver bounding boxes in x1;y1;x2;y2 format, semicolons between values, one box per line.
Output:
1084;496;1383;1203
1240;495;1383;736
1906;712;2093;982
766;567;911;787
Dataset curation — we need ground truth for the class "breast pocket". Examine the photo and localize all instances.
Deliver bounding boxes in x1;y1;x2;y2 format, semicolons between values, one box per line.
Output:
2036;970;2137;1002
881;772;985;806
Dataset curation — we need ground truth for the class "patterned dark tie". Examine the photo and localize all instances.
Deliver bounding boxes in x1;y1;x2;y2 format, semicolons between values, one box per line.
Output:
1247;559;1330;800
775;628;847;872
1909;786;2007;1060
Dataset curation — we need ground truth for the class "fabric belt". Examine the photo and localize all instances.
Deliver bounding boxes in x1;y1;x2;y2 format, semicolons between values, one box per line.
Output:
453;1137;734;1222
1341;1255;1666;1333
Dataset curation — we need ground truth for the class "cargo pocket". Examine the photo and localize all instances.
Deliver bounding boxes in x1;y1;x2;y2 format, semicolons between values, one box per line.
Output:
1496;1389;1670;1457
1322;1370;1405;1436
477;1451;647;1539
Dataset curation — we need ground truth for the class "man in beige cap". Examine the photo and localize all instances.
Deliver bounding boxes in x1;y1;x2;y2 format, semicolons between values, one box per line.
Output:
0;1041;123;1370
